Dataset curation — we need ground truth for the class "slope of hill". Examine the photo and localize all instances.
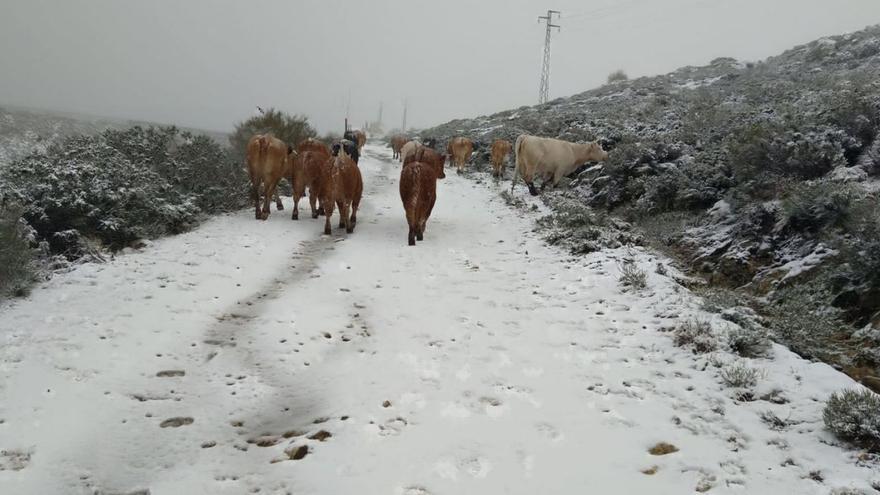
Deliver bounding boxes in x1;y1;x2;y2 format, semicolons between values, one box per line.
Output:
0;105;229;166
419;25;880;388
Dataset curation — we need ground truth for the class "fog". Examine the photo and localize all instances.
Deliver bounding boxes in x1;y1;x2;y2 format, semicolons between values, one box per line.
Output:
1;0;878;133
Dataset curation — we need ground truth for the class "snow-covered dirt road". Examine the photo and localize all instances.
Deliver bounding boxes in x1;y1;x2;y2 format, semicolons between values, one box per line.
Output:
1;145;877;494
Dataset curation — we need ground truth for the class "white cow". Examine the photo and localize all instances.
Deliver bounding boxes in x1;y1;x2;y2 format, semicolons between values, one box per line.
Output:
512;134;608;195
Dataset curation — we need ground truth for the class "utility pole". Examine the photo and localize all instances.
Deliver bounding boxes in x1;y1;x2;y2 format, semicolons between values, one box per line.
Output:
537;9;561;104
377;101;383;128
401;99;408;133
345;90;352;132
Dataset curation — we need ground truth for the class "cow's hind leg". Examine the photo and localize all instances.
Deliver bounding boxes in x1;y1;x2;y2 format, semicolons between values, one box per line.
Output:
262;179;278;220
322;200;334;235
337;200;346;229
275;188;284;211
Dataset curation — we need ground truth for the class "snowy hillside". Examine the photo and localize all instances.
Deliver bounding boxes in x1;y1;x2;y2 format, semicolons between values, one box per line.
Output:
0;105;228;167
419;24;880;394
0;146;876;494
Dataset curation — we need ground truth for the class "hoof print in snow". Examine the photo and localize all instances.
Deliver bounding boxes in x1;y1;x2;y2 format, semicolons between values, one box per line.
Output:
382;400;392;408
156;370;185;377
641;465;659;475
312;417;330;424
282;430;305;438
248;436;281;447
308;430;332;442
284;444;309;461
201;441;216;448
322;332;332;339
160;417;194;428
648;442;679;455
230;420;244;427
0;449;31;471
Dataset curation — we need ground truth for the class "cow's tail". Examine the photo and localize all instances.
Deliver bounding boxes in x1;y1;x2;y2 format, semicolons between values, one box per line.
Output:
511;134;526;193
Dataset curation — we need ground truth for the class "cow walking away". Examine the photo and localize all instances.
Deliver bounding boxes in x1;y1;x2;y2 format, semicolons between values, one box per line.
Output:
320;145;363;235
291;150;328;220
449;137;474;174
344;129;367;152
246;134;295;220
400;153;446;246
390;135;407;160
512;134;608;195
490;139;513;178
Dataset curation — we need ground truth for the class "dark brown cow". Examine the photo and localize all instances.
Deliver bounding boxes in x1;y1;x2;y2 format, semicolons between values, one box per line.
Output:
246;134;294;220
390;135;407;160
319;146;363;235
399;155;445;246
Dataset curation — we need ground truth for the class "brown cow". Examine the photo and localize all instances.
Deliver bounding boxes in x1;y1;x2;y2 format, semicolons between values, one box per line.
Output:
490;139;513;178
297;137;331;155
450;137;474;174
390;135;407;160
291;138;332;219
246;134;295;220
400;155;445;246
403;146;446;172
319;146;363;235
353;130;367;151
291;149;329;220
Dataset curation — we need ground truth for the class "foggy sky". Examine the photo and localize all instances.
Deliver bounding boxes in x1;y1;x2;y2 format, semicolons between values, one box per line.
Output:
2;0;879;134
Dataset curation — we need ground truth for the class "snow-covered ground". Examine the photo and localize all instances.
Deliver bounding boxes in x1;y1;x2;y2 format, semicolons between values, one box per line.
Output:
0;145;877;494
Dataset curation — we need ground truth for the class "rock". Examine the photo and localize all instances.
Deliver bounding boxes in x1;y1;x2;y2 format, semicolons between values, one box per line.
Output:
285;444;309;461
648;442;679;455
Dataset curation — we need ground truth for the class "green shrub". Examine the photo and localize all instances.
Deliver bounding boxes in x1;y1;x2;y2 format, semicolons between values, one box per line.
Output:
782;182;856;233
823;389;880;452
0;204;35;296
228;108;316;161
0;126;246;256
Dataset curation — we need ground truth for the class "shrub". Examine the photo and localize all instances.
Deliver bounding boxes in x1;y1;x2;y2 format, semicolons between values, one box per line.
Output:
782;182;856;233
0;126;245;256
727;324;772;358
228;108;317;161
607;70;629;84
727;123;848;182
720;361;762;388
823;389;880;452
0;204;35;296
619;262;647;290
673;319;717;353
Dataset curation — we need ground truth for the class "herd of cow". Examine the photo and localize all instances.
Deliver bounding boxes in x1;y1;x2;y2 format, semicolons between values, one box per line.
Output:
246;130;610;246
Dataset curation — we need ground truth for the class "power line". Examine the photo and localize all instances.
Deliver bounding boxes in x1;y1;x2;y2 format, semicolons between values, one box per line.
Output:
538;9;561;104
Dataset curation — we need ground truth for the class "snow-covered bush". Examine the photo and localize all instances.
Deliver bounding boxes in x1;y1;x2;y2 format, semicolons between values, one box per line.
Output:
720;361;763;388
727;324;772;358
823;388;880;452
782;182;856;233
618;262;647;290
0;203;35;296
0;126;246;257
673;319;718;354
727;123;848;181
